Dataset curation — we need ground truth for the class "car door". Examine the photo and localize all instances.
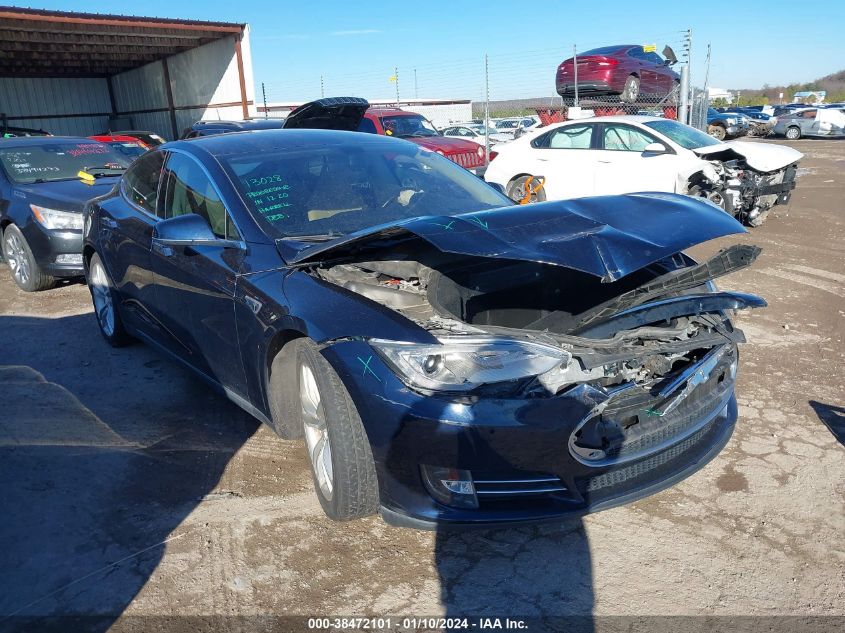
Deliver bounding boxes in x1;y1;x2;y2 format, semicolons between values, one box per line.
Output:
645;51;673;93
97;151;165;335
801;109;819;135
627;47;653;93
149;150;248;396
528;123;599;199
592;123;680;194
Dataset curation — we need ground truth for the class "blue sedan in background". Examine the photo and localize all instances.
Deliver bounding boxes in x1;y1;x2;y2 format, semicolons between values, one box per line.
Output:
82;98;765;528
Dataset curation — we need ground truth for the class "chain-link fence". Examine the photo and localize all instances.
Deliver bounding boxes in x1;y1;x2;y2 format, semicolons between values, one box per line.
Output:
257;33;698;130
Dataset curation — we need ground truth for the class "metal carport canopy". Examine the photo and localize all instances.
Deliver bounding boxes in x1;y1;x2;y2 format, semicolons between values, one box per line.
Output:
0;6;252;134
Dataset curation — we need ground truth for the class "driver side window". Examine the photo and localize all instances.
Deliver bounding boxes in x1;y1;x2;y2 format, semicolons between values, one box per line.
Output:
161;153;240;240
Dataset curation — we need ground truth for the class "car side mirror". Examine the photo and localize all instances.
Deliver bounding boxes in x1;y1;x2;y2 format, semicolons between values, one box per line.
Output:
488;182;506;194
643;142;669;154
153;214;220;245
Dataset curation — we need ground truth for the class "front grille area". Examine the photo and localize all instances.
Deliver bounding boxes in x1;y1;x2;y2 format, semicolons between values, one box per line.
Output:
580;417;717;494
569;345;736;467
449;151;481;169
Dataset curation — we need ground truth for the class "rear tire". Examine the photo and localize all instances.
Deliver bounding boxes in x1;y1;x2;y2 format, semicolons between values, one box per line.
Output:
292;339;379;521
2;224;54;292
708;124;727;141
87;252;132;347
620;75;640;103
785;126;801;140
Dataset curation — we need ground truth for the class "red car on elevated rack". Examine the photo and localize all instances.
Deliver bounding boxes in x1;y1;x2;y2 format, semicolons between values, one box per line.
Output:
358;107;487;174
556;44;679;103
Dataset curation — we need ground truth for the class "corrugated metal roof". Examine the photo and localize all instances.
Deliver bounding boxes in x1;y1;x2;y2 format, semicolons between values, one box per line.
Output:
0;6;246;78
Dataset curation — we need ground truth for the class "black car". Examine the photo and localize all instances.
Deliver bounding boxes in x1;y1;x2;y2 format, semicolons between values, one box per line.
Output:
181;119;286;139
0;137;131;291
82;98;765;528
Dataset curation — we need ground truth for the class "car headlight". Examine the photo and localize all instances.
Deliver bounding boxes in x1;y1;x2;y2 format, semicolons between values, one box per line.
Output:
726;117;737;125
370;337;572;393
30;204;83;230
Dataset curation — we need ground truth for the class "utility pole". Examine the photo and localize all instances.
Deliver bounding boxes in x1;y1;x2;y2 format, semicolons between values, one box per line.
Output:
394;66;400;105
320;75;325;98
683;29;692;115
701;43;712;126
414;68;418;99
484;54;490;167
573;44;579;107
261;82;268;118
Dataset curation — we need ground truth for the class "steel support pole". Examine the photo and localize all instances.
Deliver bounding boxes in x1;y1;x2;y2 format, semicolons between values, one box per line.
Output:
679;65;690;125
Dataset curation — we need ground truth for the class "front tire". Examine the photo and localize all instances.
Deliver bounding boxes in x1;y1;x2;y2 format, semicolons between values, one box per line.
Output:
87;252;132;347
620;75;640;103
2;224;54;292
294;339;379;521
708;124;727;141
785;126;801;140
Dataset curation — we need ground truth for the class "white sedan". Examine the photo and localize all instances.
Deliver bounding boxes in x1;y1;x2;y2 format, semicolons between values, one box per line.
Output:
485;115;803;226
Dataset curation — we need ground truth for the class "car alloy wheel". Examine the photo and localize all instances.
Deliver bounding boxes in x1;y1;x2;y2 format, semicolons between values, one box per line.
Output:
785;127;801;140
621;76;640;103
86;252;131;346
4;230;30;287
89;256;115;338
708;124;727;141
300;362;334;500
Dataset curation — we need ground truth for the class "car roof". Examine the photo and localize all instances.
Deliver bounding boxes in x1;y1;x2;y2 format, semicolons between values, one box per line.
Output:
169;128;415;158
193;119;285;130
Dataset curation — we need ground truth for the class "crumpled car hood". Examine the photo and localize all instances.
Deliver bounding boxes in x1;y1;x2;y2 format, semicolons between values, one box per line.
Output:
281;192;746;282
693;140;803;172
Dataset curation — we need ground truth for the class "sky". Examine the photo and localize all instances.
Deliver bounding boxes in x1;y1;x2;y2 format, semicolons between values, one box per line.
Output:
22;0;845;103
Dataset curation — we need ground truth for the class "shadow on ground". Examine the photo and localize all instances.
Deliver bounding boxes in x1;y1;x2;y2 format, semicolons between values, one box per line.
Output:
0;313;256;630
809;400;845;447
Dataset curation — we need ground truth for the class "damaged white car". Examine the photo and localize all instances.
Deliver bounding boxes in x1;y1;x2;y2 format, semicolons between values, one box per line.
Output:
484;115;803;226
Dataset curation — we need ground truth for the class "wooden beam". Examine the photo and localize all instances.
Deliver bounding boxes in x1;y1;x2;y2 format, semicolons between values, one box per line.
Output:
234;34;249;120
0;9;244;34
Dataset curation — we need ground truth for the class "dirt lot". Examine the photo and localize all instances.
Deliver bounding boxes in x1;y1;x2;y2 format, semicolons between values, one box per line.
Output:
0;138;843;628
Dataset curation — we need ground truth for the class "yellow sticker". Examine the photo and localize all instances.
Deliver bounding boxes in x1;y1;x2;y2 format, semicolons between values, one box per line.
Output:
643;44;657;52
77;170;95;183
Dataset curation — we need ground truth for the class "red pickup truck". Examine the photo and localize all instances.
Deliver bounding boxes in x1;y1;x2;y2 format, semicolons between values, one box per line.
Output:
359;107;486;173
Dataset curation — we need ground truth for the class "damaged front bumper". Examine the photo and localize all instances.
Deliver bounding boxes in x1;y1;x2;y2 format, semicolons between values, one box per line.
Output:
321;338;739;528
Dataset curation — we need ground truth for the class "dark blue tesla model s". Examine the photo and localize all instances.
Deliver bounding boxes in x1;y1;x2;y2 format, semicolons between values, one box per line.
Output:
82;98;765;528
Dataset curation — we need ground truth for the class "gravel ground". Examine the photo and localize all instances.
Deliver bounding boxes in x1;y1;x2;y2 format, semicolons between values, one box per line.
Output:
0;138;842;629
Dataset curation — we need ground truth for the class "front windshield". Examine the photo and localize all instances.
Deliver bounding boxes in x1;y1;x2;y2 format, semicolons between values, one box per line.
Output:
379;114;439;138
0;141;131;184
644;120;722;150
220;141;511;239
496;120;518;129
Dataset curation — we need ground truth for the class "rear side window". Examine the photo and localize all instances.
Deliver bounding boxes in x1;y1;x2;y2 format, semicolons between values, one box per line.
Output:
161;153;239;240
122;151;165;215
533;125;593;149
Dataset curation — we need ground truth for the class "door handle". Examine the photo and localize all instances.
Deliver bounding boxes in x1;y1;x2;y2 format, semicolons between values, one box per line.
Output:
152;240;174;257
